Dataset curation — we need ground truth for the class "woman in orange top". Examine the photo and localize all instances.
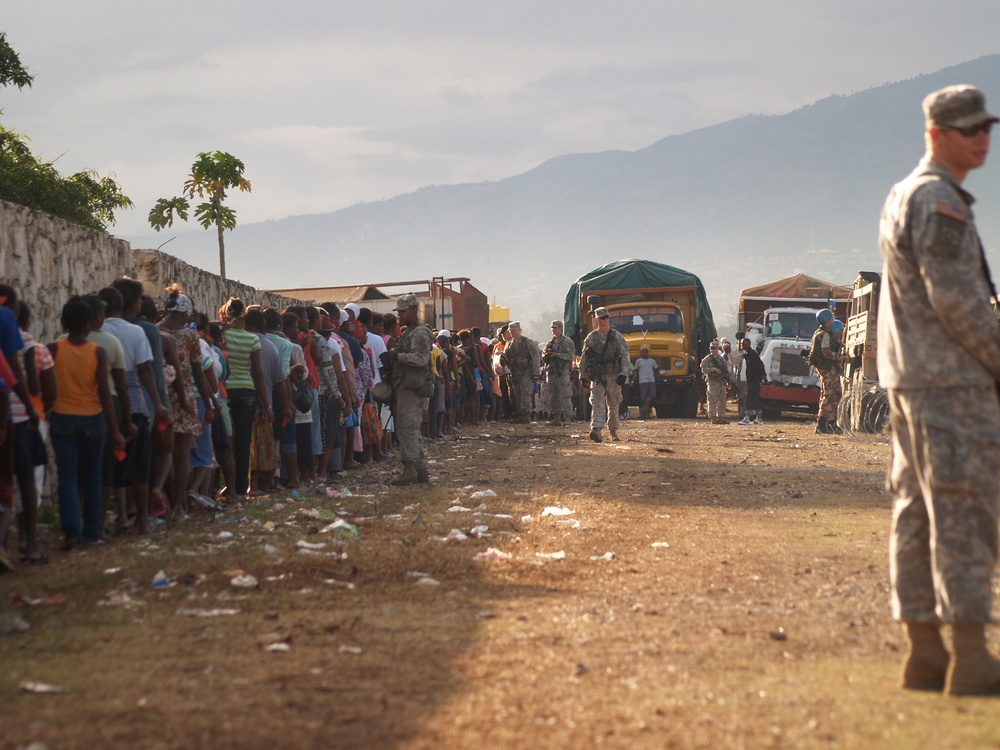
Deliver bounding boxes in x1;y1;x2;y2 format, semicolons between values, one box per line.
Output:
48;297;125;548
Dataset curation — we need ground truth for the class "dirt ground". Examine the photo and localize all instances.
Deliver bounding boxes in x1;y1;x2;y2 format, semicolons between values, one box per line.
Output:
2;410;1000;749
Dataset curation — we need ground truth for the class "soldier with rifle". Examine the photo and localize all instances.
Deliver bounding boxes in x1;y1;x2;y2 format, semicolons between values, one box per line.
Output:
581;307;630;443
499;321;540;423
542;320;575;427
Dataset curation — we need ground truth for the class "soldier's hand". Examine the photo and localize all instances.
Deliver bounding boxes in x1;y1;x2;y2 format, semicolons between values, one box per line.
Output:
380;350;397;366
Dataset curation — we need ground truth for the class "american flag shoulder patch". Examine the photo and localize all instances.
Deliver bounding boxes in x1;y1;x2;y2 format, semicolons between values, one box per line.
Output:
935;200;967;222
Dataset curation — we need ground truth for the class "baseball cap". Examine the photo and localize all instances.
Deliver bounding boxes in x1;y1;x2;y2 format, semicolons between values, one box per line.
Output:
437;329;451;340
394;293;419;311
924;85;999;130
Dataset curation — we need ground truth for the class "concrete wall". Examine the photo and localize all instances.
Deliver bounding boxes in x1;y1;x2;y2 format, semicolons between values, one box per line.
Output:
0;200;308;343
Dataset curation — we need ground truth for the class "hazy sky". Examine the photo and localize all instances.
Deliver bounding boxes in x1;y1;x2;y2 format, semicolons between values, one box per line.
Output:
4;2;1000;243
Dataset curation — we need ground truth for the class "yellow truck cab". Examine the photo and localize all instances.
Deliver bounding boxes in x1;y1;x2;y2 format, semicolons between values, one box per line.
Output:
565;260;716;418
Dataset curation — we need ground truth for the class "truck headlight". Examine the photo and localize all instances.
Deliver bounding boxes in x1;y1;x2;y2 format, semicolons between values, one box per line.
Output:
673;358;685;370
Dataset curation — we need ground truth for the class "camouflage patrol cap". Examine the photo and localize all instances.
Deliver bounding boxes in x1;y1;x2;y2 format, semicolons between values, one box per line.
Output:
394;293;419;311
593;307;609;319
550;320;563;328
924;85;999;130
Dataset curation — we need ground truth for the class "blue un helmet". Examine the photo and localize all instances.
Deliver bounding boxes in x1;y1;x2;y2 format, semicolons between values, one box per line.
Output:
831;320;844;333
816;308;834;325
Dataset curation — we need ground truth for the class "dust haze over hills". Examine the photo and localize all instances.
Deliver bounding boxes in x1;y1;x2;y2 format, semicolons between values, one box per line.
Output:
123;55;1000;338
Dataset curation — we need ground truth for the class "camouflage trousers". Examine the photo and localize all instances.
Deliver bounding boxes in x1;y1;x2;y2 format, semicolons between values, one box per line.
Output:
510;372;534;421
818;369;842;420
706;378;727;419
395;389;427;466
590;379;622;431
888;387;1000;624
546;370;573;420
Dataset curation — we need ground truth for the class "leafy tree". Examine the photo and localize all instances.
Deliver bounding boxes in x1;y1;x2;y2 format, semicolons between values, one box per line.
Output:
148;151;251;278
0;33;33;91
0;34;132;230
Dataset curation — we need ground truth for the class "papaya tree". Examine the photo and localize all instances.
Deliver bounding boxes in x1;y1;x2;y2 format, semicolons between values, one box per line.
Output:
148;151;251;278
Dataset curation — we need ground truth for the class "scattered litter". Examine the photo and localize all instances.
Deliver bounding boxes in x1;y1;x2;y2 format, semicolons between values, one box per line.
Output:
338;645;363;655
230;574;259;588
264;544;279;555
216;531;234;539
474;548;512;562
271;502;287;511
770;628;788;641
98;592;145;608
176;608;241;617
11;593;66;607
407;570;430;578
589;552;616;561
541;507;574;517
265;642;291;653
265;574;289;582
263;521;276;532
297;547;323;556
447;505;471;513
536;550;566;561
297;508;329;521
557;518;581;529
436;529;468;543
476;611;497;619
651;542;670;549
20;681;68;694
103;567;123;575
521;515;533;523
470;525;489;537
0;612;30;634
325;487;353;498
324;579;356;589
295;540;327;551
152;570;172;588
415;577;440;586
319;519;360;538
470;489;496;499
403;504;419;511
489;513;513;519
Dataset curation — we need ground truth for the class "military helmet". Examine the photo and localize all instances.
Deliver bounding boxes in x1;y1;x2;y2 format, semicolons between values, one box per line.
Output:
831;320;844;333
815;309;833;325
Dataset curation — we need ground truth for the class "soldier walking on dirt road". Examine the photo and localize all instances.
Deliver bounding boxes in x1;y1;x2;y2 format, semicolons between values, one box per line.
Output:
879;84;1000;696
582;307;629;442
542;320;575;427
810;308;843;434
699;340;729;425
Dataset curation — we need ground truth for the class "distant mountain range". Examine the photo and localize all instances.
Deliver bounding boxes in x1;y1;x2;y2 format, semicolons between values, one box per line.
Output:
123;55;1000;337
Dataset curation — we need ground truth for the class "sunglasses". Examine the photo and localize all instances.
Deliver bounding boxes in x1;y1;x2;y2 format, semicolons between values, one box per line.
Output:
945;121;994;137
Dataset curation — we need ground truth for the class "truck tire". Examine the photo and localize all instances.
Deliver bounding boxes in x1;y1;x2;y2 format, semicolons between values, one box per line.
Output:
762;403;781;421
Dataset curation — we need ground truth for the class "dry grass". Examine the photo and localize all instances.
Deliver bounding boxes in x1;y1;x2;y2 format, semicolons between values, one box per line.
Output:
2;414;1000;749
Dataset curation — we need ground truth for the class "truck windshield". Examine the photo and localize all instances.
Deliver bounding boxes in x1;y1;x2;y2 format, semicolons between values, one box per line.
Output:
764;312;815;339
609;309;683;334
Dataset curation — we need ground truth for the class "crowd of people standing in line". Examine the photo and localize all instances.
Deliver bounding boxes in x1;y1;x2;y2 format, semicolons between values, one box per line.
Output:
0;280;462;572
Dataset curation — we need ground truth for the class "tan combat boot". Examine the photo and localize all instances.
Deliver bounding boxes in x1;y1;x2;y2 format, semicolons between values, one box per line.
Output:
415;460;429;484
946;625;1000;696
901;622;949;691
392;462;418;486
589;428;602;443
609;429;620;442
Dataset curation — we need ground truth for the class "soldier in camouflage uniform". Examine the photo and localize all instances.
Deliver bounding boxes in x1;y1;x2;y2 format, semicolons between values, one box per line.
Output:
810;308;843;434
581;307;630;442
879;85;1000;696
499;321;540;423
699;340;729;424
543;320;575;426
380;294;434;485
